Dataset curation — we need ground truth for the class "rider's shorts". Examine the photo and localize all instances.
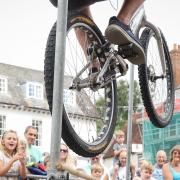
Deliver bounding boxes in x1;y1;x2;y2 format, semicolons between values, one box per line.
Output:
49;0;106;11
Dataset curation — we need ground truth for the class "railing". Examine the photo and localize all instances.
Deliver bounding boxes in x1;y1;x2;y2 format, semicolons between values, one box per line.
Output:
5;173;47;179
5;173;76;180
5;163;97;180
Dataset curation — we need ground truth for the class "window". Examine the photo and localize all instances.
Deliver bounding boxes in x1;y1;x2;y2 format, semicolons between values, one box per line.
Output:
0;115;6;138
63;89;75;106
26;82;43;99
0;76;8;94
32;120;42;146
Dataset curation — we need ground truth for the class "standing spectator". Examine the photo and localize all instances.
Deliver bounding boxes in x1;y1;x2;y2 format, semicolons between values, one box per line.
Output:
59;143;76;168
57;143;77;179
43;154;50;170
113;130;127;165
91;163;104;180
162;145;180;180
0;130;26;180
84;154;110;180
111;149;134;180
136;158;147;177
24;126;43;164
152;150;167;180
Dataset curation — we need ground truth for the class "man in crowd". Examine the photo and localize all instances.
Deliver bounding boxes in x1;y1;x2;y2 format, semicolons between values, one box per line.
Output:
24;125;43;163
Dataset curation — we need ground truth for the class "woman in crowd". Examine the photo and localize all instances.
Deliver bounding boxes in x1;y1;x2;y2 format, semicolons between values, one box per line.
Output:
0;130;26;180
162;145;180;180
152;150;167;180
58;143;76;168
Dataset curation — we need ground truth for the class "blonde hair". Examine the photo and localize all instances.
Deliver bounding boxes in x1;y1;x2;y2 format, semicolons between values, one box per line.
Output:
140;161;153;174
18;139;27;152
91;163;104;173
1;130;19;156
118;149;127;158
44;155;50;170
59;143;76;168
115;130;125;137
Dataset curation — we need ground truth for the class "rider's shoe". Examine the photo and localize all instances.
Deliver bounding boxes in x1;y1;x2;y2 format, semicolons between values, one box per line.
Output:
105;16;145;65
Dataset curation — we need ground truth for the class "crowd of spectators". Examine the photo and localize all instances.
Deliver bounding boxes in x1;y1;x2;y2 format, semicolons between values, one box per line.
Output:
0;127;180;180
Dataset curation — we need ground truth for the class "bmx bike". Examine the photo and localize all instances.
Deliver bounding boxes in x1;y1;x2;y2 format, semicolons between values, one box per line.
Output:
44;5;174;157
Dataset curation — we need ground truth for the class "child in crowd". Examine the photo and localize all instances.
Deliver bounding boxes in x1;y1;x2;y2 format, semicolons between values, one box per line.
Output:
0;130;26;180
43;154;50;170
133;161;155;180
91;163;104;180
18;139;27;155
113;130;127;165
84;155;109;180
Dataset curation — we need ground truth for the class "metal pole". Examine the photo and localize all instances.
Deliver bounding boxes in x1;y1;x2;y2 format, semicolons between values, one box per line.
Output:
126;64;134;180
48;0;68;178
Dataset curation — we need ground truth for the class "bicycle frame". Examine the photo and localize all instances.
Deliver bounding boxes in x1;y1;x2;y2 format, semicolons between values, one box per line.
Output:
131;5;166;75
95;5;167;85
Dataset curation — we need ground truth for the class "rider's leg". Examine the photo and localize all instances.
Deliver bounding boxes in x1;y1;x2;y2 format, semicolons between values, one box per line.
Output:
105;0;145;65
75;7;100;72
117;0;144;25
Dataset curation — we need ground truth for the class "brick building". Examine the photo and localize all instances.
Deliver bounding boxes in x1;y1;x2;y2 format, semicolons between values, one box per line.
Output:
170;43;180;88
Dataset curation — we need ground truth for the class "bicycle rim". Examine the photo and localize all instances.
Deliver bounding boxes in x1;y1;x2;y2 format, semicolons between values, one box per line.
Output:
44;15;117;156
138;28;174;127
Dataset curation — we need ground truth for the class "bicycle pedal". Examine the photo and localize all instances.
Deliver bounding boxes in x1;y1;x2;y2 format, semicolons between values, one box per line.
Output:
118;44;138;59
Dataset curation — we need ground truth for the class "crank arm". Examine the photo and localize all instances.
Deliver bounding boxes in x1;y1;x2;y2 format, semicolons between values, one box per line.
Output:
96;52;114;83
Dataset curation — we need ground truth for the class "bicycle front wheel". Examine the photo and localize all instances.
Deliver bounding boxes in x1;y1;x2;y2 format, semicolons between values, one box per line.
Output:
138;28;174;128
44;15;117;157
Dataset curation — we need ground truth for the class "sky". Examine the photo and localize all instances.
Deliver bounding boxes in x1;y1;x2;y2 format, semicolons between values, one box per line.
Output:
0;0;180;71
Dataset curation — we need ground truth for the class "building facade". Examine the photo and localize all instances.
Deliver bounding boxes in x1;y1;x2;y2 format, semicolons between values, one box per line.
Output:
0;63;97;153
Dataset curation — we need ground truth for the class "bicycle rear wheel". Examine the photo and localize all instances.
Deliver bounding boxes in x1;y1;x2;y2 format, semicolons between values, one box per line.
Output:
44;15;117;157
138;28;174;128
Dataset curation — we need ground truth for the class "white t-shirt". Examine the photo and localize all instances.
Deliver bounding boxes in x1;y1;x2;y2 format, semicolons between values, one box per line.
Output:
0;151;20;180
117;166;126;180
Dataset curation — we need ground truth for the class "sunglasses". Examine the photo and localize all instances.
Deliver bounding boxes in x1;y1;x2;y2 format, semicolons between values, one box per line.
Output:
60;149;68;153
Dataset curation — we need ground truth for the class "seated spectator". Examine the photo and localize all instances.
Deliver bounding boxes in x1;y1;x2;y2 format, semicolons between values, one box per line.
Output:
152;150;167;180
162;145;180;180
91;163;104;180
0;130;26;179
133;161;155;180
113;130;127;165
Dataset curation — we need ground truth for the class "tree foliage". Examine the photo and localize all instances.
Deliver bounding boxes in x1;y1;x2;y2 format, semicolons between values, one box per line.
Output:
95;79;142;131
116;79;142;130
